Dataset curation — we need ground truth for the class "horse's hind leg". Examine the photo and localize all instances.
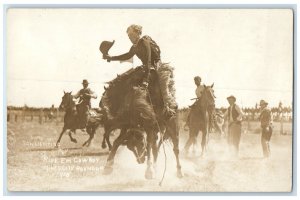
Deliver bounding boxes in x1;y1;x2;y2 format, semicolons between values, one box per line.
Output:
145;130;156;180
83;127;94;147
200;128;208;157
157;138;163;151
68;130;77;143
105;132;112;151
101;126;113;150
103;128;128;175
55;127;66;148
184;128;197;154
192;136;198;155
101;134;107;149
167;118;183;178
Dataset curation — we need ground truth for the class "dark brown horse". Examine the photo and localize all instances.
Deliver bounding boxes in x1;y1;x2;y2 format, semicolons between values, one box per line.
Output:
99;65;183;179
55;91;103;148
183;84;216;156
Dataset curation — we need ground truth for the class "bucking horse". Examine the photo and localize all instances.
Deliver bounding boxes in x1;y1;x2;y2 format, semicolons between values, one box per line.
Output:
99;65;183;179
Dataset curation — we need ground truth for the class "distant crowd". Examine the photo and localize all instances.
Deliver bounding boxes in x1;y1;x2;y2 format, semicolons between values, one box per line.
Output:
7;102;293;123
180;103;293;122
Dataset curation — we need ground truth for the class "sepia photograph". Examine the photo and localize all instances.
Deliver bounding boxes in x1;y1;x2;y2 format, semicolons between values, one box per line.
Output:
6;8;294;192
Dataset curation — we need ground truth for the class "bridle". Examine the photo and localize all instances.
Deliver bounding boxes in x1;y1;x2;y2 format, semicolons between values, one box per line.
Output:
60;93;76;112
201;87;216;111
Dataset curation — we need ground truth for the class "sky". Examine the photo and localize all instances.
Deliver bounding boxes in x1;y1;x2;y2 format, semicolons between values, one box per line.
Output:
7;9;293;108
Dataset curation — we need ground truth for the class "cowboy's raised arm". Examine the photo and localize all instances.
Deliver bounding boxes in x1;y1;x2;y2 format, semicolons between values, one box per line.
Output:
103;46;135;62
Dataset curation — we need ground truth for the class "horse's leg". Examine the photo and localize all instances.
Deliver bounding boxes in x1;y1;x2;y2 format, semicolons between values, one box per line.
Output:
82;127;94;147
157;126;167;151
157;137;163;151
105;131;113;151
200;112;210;157
167;117;183;178
55;127;66;148
205;112;210;150
215;121;222;135
68;129;77;143
86;128;95;147
82;127;91;147
103;128;128;175
101;131;107;149
200;126;208;157
184;127;197;154
152;133;159;174
145;130;156;179
101;125;110;149
192;128;200;155
101;125;113;151
192;137;197;155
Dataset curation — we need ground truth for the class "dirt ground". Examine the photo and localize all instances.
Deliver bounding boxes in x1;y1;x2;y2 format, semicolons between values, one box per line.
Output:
6;121;293;192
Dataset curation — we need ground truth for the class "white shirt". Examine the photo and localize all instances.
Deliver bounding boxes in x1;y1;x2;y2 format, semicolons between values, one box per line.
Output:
195;85;205;98
224;104;243;122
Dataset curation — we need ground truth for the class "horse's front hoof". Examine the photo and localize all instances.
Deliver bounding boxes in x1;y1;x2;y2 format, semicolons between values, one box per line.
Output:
177;170;184;178
103;166;113;175
145;167;155;180
101;143;107;149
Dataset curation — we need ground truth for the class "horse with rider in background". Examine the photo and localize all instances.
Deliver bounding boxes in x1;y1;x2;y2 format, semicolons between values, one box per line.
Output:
183;84;216;157
55;91;104;148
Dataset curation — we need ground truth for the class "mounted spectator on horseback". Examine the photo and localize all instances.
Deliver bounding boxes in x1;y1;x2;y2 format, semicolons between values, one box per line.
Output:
73;79;97;130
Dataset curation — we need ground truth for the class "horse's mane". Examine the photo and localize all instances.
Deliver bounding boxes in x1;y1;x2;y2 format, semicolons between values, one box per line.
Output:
100;66;146;117
100;64;177;125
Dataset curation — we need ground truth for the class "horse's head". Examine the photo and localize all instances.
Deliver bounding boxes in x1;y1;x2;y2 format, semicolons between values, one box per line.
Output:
201;83;216;110
59;91;74;111
126;128;147;164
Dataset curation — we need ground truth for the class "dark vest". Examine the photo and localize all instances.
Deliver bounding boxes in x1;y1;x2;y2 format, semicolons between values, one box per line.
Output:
228;104;240;123
133;36;161;65
79;88;92;107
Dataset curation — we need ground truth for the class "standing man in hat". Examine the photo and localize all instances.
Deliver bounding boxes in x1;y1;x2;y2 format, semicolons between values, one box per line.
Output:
259;100;273;158
73;79;97;130
224;95;243;157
